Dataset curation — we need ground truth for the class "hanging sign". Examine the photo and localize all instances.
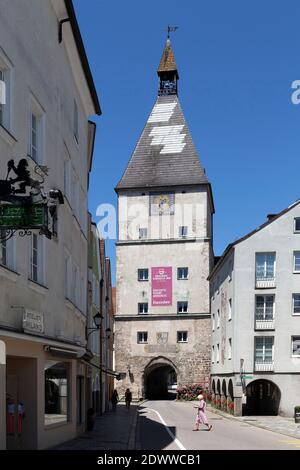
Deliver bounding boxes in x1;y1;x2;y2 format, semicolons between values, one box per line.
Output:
0;204;48;229
152;267;172;306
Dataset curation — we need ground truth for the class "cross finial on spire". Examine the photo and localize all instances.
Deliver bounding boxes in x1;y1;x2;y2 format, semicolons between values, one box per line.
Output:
166;25;178;39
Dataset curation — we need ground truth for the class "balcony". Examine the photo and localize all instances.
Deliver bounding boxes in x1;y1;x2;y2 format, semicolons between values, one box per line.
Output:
254;361;274;372
255;317;275;330
255;277;276;289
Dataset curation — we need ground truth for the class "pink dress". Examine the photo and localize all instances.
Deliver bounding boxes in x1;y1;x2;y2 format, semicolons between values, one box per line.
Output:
195;399;208;425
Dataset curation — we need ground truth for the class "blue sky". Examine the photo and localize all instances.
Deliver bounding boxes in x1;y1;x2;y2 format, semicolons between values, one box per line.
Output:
74;0;300;285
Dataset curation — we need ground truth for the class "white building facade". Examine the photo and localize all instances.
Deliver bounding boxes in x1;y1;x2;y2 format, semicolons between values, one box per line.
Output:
0;0;100;449
210;201;300;417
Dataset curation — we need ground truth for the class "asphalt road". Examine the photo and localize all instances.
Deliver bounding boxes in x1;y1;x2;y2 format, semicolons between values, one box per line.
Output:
137;400;300;450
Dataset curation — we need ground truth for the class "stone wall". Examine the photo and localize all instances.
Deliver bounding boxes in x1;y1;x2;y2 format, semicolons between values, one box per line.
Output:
115;316;211;399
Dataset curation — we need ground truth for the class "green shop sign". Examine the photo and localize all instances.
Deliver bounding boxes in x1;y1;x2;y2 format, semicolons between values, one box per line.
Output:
0;204;48;229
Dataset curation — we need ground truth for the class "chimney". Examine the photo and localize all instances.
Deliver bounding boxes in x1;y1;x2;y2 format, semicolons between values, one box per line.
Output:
267;214;277;221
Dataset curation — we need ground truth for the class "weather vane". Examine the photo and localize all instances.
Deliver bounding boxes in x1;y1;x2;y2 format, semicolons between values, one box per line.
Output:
166;25;178;39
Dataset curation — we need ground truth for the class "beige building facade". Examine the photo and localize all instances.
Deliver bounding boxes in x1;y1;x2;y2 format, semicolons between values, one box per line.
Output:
115;40;214;399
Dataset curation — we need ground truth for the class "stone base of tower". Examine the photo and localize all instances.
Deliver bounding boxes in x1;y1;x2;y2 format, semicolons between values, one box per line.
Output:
114;316;211;400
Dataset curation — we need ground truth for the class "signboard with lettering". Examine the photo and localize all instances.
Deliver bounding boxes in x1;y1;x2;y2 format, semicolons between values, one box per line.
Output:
22;310;44;335
0;204;47;229
151;267;172;306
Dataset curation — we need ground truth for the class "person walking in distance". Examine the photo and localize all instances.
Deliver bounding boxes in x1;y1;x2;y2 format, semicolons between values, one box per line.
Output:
125;388;132;410
111;389;119;412
193;393;212;431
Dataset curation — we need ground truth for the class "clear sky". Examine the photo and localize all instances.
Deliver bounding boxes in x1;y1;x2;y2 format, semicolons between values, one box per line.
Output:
73;0;300;285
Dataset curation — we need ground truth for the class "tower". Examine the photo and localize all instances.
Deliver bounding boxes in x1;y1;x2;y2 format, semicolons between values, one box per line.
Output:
115;39;214;399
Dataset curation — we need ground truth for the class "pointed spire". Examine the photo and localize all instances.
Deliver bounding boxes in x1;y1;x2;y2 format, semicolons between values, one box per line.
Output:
157;39;179;96
157;39;178;78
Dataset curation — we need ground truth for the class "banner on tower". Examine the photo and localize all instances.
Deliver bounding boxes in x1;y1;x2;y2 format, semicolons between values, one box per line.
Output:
151;267;172;306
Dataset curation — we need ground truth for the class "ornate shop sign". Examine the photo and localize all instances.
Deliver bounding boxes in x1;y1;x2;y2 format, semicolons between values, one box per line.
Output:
0;156;63;240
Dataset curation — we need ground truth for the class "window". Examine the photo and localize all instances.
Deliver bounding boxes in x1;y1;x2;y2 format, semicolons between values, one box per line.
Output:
0;234;7;267
71;169;79;219
138;269;149;281
255;295;275;320
92;274;100;307
228;338;232;360
217;309;220;328
212;346;215;363
45;361;69;425
179;226;188;237
212;313;215;331
64;253;71;299
228;298;232;320
294;218;300;233
79;188;87;234
73;100;79;142
255;337;273;363
29;98;44;164
138;302;148;314
255;253;276;280
63;156;70;200
31;113;38;161
30;234;43;284
292;294;300;315
0;69;4;125
71;262;80;307
177;301;188;313
293;252;300;273
0;53;11;130
216;343;220;363
0;230;14;270
292;336;300;357
177;267;188;280
177;331;188;343
139;228;147;239
137;332;148;344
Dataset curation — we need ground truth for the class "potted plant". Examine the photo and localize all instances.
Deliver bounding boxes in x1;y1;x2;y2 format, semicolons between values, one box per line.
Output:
294;406;300;423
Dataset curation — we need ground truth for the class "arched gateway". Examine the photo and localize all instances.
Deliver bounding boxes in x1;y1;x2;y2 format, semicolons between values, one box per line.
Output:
245;379;281;416
143;357;177;400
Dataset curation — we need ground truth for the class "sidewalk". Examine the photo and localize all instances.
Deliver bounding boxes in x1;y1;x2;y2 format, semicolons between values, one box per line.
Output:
52;403;138;450
207;405;300;440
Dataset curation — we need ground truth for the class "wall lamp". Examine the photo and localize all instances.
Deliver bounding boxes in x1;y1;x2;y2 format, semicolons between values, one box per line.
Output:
87;312;103;339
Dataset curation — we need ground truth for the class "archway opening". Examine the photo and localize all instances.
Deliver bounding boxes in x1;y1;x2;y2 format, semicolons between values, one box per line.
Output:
145;363;177;400
228;379;234;401
222;379;227;398
245;379;281;416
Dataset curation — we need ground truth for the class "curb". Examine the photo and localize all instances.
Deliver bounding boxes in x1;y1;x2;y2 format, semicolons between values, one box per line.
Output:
128;400;147;450
207;405;300;441
127;401;147;450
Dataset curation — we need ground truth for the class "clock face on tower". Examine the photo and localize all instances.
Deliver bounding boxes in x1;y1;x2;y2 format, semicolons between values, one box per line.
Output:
150;192;175;215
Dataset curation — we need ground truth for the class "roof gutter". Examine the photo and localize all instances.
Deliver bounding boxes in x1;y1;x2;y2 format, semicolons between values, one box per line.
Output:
64;0;101;116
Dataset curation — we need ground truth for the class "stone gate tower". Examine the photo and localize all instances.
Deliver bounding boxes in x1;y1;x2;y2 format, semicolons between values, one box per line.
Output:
115;39;214;399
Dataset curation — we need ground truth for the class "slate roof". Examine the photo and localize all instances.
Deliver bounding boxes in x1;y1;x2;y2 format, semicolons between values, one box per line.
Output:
116;94;208;190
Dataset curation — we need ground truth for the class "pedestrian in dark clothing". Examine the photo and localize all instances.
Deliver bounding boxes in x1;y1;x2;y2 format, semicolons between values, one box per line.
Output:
111;389;119;411
125;388;132;409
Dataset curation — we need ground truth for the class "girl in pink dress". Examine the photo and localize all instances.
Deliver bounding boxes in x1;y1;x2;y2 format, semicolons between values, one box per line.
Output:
193;394;212;431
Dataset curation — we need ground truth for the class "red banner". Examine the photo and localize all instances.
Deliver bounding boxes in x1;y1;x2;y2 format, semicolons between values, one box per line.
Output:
152;267;172;306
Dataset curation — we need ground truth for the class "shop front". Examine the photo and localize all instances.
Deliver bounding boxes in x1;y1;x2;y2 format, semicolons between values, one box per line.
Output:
1;331;88;449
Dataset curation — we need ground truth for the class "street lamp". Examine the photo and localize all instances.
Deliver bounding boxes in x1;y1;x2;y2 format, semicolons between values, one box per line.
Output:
87;312;103;339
